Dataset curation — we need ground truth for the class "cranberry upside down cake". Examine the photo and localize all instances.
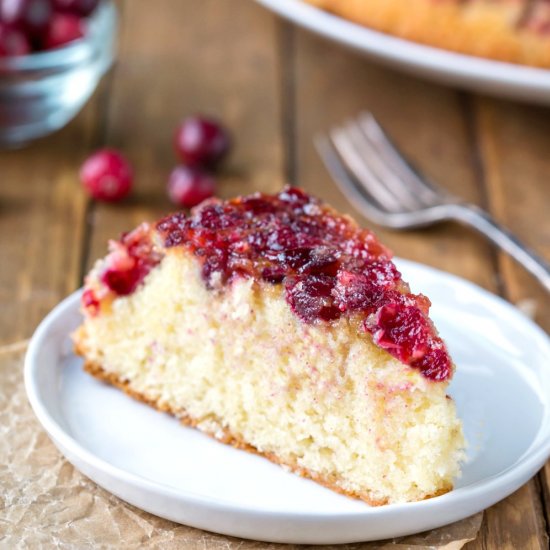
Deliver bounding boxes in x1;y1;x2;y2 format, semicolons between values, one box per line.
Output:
73;188;465;505
303;0;550;67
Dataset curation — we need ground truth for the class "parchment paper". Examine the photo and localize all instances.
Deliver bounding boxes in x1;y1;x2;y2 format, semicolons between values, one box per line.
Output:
0;342;482;549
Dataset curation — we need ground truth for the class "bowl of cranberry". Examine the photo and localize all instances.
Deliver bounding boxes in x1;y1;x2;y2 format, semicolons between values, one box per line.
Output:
0;0;116;147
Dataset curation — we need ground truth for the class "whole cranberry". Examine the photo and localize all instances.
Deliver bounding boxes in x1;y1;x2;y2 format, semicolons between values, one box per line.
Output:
167;166;216;208
42;13;86;50
173;116;230;168
0;23;31;55
0;0;53;37
52;0;98;16
80;149;133;202
42;12;84;49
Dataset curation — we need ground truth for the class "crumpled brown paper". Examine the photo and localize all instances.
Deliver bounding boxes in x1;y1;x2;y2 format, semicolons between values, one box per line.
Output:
0;342;482;549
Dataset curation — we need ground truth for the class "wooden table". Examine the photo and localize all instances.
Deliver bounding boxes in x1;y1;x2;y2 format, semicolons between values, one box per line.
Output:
1;1;549;547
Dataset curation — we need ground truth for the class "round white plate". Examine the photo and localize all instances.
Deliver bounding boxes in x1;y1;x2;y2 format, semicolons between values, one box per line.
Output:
256;0;550;105
25;259;550;544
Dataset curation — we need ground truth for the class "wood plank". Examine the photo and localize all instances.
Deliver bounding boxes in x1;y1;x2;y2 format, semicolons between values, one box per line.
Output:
540;466;550;544
289;25;548;549
468;490;548;549
85;0;285;269
0;85;108;345
469;482;548;550
472;95;550;549
473;96;550;332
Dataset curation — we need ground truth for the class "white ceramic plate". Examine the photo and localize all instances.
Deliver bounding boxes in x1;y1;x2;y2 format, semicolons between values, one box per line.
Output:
25;259;550;544
256;0;550;105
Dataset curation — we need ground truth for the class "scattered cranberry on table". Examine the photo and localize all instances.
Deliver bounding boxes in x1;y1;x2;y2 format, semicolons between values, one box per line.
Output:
78;115;230;206
173;116;231;168
167;165;216;208
80;149;133;203
0;0;99;56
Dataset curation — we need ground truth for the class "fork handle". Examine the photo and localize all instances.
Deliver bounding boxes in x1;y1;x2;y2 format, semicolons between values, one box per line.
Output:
449;203;550;294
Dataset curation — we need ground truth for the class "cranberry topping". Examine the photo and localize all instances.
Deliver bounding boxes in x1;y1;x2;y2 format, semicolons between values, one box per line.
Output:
286;275;340;322
374;304;432;362
82;288;99;315
333;264;401;313
154;188;452;381
98;224;162;296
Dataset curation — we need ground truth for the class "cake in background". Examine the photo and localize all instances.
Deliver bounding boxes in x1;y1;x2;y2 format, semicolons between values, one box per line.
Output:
303;0;550;67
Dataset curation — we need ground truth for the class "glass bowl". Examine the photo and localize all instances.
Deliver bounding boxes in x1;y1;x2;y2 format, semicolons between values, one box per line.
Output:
0;1;116;148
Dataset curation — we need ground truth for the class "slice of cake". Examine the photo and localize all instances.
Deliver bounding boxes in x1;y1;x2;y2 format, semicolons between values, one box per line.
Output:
73;188;465;505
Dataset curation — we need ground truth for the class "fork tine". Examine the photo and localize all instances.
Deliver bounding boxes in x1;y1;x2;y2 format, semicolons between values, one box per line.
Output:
314;135;397;226
315;134;452;229
330;126;403;212
359;113;448;205
344;119;425;212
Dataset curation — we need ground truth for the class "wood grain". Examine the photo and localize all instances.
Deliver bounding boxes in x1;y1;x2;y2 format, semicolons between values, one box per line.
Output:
84;0;286;270
472;95;550;550
473;97;550;332
0;88;108;345
470;483;548;550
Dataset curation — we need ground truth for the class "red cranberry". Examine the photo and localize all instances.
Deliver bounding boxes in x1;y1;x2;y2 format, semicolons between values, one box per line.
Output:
99;226;163;296
0;23;31;55
80;149;133;202
52;0;98;16
373;304;432;364
42;12;84;48
416;348;452;382
261;266;285;283
167;166;215;208
286;275;340;323
101;265;142;296
0;0;53;37
173;116;230;168
241;196;276;215
278;187;310;206
82;288;100;315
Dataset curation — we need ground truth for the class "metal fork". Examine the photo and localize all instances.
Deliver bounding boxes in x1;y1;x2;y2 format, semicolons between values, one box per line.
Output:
315;112;550;293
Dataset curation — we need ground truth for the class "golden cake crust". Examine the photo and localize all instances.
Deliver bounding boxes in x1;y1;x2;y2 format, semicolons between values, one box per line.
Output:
303;0;550;67
78;350;452;506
